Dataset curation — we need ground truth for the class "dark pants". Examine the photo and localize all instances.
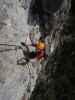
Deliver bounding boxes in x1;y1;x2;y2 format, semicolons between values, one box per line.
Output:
23;50;36;59
28;52;36;59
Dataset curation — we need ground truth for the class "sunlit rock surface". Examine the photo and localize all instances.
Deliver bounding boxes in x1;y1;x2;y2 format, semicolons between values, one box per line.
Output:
0;0;41;100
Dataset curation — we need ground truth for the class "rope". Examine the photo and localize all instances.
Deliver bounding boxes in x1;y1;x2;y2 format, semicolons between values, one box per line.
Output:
0;43;18;47
0;43;22;53
0;48;16;52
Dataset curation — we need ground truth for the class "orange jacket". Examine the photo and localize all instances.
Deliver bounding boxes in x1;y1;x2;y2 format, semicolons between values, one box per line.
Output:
32;41;46;59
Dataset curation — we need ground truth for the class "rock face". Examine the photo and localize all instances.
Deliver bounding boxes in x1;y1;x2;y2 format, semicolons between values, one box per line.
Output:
0;0;41;100
0;0;72;100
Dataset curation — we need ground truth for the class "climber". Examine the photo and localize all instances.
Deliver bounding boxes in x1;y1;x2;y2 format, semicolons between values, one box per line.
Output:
21;37;47;62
